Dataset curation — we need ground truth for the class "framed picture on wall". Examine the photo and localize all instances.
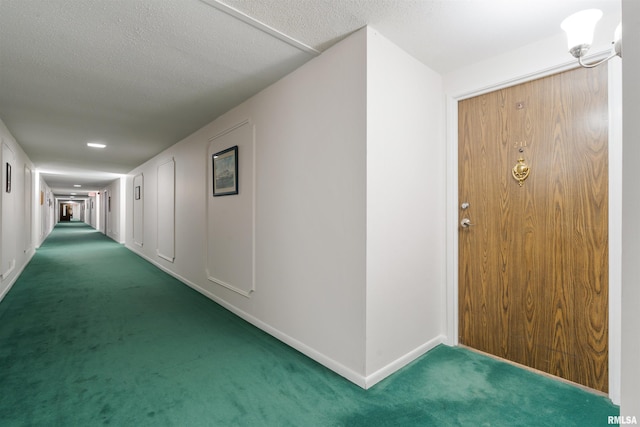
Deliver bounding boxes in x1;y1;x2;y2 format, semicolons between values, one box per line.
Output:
134;185;141;200
212;145;238;196
5;162;11;193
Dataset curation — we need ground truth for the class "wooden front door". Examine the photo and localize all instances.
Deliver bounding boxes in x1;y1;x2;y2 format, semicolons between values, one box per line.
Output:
458;66;609;392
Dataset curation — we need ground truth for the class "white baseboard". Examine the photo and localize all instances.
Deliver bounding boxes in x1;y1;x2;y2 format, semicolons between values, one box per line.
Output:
125;244;369;386
364;335;446;388
192;283;369;388
124;243;444;390
0;249;35;303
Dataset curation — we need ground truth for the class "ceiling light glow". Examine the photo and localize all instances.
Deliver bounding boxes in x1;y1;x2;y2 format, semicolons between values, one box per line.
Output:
74;184;82;187
87;142;106;148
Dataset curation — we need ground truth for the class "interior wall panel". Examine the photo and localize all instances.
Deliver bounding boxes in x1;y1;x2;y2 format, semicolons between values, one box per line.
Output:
0;120;39;302
206;121;254;297
133;173;144;247
1;142;16;279
157;159;175;262
23;165;32;253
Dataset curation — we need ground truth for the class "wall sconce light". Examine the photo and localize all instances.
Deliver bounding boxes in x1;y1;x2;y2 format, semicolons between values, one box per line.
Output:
561;9;622;68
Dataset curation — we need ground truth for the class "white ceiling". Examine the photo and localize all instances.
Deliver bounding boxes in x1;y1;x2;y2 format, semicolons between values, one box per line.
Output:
0;0;621;197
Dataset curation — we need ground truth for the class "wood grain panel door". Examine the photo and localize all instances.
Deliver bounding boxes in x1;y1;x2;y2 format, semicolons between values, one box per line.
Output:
458;66;609;392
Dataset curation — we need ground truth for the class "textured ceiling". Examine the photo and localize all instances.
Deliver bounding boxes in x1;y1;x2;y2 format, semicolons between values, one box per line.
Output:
0;0;621;196
221;0;621;72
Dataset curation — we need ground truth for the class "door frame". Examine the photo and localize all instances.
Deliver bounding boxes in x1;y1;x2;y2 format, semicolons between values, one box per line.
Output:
445;59;622;403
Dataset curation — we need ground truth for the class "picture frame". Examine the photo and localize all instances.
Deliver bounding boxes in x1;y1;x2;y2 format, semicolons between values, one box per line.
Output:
134;185;141;200
5;162;11;193
212;145;238;196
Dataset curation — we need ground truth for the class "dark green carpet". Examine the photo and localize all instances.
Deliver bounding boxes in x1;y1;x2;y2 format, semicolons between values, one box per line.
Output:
0;223;619;426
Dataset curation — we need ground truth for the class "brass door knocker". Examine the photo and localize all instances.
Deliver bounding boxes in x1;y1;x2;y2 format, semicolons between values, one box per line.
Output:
512;157;530;187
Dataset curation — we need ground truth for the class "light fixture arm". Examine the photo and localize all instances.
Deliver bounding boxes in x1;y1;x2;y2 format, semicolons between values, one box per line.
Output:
561;9;621;69
578;51;620;68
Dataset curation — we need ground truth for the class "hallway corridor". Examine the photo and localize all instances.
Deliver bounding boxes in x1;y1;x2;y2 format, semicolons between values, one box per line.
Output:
0;223;619;426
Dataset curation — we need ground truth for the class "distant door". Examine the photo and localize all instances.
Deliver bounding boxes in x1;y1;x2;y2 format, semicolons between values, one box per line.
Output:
458;66;609;392
59;203;73;222
103;190;108;234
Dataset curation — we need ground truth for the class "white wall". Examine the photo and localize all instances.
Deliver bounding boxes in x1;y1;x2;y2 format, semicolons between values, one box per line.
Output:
443;9;620;96
156;159;175;262
206;123;254;297
125;27;446;387
132;174;143;247
621;0;640;417
2;142;17;279
85;193;98;230
365;28;445;381
0;118;38;300
127;28;370;383
36;175;54;246
101;178;125;243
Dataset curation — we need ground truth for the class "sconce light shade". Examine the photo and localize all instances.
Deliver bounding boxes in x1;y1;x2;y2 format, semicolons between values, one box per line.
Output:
613;23;622;57
561;9;603;58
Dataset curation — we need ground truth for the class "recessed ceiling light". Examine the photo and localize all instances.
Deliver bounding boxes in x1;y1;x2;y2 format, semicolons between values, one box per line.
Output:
74;184;81;188
70;192;77;195
87;142;106;148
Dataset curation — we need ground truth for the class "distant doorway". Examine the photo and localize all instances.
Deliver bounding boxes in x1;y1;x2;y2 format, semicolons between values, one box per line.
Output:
59;203;73;222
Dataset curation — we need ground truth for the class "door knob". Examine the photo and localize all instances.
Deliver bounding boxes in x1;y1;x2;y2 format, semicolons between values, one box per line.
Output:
461;218;473;228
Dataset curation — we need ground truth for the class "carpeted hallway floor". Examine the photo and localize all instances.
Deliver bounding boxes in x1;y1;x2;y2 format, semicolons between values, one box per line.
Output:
0;222;619;426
